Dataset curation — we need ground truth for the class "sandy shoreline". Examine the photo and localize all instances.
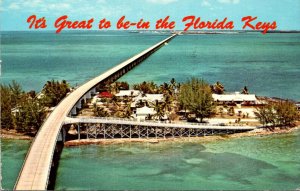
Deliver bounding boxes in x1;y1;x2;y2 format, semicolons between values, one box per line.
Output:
1;129;33;140
2;126;299;146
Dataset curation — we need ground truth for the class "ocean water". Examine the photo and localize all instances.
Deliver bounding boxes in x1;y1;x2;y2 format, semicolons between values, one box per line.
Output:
1;139;30;189
1;31;167;91
54;130;300;190
120;33;300;101
2;131;300;190
1;31;300;101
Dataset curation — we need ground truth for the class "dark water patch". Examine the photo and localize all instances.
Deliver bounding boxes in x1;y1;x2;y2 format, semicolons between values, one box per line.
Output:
184;152;277;184
272;173;300;185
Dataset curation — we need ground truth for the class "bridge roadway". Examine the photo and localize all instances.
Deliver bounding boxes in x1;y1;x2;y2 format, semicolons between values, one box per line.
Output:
64;117;256;130
14;34;177;190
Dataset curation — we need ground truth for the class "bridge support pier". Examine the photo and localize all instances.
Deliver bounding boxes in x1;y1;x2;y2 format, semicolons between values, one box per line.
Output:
71;107;77;115
78;124;81;140
76;101;82;109
90;88;96;95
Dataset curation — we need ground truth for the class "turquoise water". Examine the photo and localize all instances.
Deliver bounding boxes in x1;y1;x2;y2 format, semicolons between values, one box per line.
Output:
1;32;300;100
1;139;30;189
2;132;300;190
1;31;167;91
54;131;300;190
120;33;300;101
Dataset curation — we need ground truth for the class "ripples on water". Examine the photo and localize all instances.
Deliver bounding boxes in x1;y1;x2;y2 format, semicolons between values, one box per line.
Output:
1;32;300;101
1;139;30;189
1;131;300;190
53;131;300;190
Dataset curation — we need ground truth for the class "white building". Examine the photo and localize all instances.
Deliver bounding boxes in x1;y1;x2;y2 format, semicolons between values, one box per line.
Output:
134;94;164;103
212;92;257;105
134;106;156;120
115;90;141;98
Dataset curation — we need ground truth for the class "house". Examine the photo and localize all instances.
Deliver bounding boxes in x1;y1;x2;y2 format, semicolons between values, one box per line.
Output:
131;94;164;108
296;103;300;111
134;106;156;120
134;94;164;103
115;90;141;98
99;92;113;98
212;92;257;105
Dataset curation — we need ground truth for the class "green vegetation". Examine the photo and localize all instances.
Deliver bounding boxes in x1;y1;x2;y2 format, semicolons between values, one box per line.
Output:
254;100;299;128
211;81;225;94
178;78;215;122
1;80;70;134
1;81;46;133
133;81;158;94
41;80;70;107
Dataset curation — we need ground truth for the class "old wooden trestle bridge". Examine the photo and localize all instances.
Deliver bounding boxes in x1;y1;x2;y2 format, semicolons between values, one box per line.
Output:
64;117;256;140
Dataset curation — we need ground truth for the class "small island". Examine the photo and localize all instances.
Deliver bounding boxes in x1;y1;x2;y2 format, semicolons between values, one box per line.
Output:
1;78;299;145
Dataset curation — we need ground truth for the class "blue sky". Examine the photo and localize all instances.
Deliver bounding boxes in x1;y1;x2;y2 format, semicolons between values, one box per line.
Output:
1;0;300;31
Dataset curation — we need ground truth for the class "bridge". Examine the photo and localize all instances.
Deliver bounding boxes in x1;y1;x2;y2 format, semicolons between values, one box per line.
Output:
64;117;256;139
14;34;177;190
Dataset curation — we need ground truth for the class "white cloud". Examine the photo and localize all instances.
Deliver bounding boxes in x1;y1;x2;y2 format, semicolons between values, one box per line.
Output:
218;0;240;4
8;2;20;10
48;3;71;10
146;0;177;4
201;0;211;7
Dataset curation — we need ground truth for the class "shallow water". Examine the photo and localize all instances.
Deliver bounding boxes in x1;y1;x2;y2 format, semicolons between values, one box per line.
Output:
1;131;299;190
1;139;30;189
54;130;300;190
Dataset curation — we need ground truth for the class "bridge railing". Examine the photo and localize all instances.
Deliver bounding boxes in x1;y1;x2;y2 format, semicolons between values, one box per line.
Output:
66;116;251;127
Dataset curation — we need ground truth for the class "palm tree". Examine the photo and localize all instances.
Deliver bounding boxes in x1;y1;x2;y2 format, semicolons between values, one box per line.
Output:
241;86;249;94
93;105;109;117
212;81;225;94
150;100;165;120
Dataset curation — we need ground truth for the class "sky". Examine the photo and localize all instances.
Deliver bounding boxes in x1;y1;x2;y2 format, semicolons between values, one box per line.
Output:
1;0;300;31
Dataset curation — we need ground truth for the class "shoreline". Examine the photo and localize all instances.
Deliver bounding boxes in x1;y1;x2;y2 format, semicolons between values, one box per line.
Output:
1;129;34;140
2;126;299;145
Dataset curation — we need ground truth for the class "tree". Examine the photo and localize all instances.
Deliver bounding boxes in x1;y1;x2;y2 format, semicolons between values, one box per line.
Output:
9;80;24;106
211;81;225;94
115;102;133;119
133;81;158;94
14;98;46;132
274;101;299;127
1;84;14;129
178;78;215;123
254;103;276;127
41;80;70;107
150;100;165;120
93;105;109;117
254;101;298;128
241;86;249;94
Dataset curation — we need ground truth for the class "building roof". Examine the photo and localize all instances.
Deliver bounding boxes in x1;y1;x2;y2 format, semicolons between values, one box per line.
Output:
99;92;113;98
115;90;141;97
212;92;257;102
135;94;164;103
136;106;156;115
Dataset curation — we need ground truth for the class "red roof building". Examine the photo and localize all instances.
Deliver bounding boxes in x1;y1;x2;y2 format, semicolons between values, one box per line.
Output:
99;92;113;98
